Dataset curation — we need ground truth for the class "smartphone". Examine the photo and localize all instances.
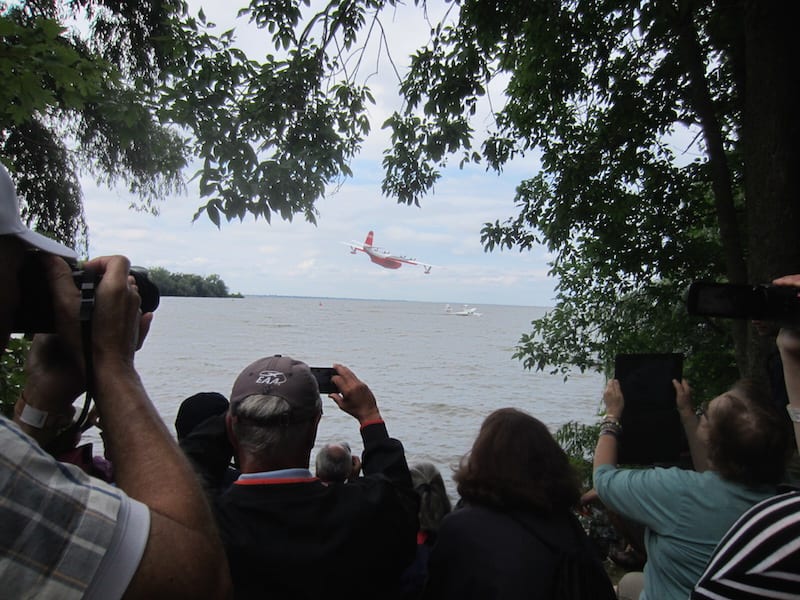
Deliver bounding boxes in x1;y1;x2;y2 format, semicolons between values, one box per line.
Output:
310;367;338;394
686;281;800;325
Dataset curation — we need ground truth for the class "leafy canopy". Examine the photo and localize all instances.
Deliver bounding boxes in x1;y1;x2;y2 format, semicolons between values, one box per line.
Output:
1;0;405;249
4;1;795;400
379;0;771;399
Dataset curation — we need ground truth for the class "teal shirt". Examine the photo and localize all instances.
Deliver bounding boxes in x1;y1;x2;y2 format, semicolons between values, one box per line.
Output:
594;464;774;600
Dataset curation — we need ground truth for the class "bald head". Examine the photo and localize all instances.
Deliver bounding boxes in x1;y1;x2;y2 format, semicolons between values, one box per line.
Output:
315;442;354;483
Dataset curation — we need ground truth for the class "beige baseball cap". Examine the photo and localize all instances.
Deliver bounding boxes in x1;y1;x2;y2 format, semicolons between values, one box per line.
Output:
0;162;77;260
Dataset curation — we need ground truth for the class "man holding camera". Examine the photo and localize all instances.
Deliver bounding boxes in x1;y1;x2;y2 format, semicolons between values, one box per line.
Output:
0;163;230;598
180;354;419;599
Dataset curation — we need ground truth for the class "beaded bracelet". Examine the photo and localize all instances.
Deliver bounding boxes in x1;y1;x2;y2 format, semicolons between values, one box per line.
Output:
599;418;622;438
599;428;619;439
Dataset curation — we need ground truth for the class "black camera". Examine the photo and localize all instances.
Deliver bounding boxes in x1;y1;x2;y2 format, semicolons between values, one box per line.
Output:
686;281;800;326
12;253;160;334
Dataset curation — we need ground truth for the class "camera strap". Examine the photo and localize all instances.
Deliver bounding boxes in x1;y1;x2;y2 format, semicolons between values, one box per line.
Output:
38;270;99;455
76;269;97;431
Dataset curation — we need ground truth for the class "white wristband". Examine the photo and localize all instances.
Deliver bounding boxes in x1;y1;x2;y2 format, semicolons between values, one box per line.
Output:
787;405;800;423
15;395;73;431
19;403;50;429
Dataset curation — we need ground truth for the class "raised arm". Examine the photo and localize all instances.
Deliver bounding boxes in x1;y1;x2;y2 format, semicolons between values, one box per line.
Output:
674;378;710;471
56;255;230;598
774;275;800;454
329;363;382;426
593;379;624;471
329;363;418;567
329;363;410;482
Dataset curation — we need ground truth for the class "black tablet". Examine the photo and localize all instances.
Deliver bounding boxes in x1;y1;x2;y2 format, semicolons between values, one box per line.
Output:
614;353;689;466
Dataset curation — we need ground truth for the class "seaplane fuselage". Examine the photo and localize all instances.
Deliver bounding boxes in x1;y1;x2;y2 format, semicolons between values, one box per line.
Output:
366;251;403;269
344;231;433;274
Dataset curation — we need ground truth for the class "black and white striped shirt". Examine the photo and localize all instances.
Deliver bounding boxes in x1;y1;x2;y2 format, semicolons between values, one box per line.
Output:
692;490;800;599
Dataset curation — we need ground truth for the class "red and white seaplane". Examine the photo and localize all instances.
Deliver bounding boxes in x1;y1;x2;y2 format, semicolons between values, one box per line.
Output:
343;231;434;274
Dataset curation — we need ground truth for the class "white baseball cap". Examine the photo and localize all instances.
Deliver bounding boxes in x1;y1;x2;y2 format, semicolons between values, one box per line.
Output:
0;162;77;260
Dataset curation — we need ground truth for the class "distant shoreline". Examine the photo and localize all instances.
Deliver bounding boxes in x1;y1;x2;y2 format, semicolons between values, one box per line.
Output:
161;294;551;309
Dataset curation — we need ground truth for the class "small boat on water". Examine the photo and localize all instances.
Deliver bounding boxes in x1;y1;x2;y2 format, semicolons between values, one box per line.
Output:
445;304;482;317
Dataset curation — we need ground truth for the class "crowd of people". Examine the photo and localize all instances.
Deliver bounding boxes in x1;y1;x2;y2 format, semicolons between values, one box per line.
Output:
2;160;800;599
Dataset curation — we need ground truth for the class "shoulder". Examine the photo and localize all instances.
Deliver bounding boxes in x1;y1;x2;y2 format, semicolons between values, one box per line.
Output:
1;416;146;597
438;504;570;547
595;464;711;510
440;504;494;526
722;490;800;536
435;505;497;542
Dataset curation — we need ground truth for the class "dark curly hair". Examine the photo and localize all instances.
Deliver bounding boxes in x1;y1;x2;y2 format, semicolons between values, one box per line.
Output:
707;380;792;486
454;408;581;513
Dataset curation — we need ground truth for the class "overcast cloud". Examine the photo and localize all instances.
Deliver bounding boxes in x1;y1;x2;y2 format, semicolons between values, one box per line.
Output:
81;1;557;307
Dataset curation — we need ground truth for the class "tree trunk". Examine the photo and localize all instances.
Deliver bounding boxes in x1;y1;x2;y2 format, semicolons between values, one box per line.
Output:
671;0;749;373
742;1;800;389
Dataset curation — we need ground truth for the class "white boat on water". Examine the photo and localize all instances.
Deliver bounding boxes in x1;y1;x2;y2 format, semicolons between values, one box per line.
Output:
445;304;482;317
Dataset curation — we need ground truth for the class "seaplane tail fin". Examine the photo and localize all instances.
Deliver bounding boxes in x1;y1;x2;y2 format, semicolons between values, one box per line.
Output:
364;231;374;247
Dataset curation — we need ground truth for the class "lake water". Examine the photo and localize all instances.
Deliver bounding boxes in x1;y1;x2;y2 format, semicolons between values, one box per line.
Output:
90;296;606;501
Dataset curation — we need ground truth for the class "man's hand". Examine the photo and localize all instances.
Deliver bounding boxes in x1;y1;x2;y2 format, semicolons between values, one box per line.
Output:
80;255;153;371
329;364;381;425
17;255;154;447
350;455;363;480
580;488;600;507
773;274;800;287
14;258;85;447
44;254;83;357
603;379;625;419
673;378;694;420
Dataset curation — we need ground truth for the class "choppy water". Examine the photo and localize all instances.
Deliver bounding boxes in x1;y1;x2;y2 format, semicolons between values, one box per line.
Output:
94;296;606;500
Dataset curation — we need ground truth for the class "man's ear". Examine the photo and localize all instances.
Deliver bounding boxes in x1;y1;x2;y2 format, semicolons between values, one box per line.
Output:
225;412;239;452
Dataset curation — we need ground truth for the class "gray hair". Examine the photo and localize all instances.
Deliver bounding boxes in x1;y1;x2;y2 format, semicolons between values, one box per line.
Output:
315;442;353;483
230;394;320;455
411;462;452;533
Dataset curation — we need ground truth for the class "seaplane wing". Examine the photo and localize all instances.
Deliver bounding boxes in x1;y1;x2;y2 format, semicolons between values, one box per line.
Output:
341;241;367;253
389;255;436;274
343;231;436;274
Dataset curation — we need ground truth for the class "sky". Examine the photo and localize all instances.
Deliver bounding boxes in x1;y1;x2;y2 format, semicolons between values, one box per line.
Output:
80;1;558;307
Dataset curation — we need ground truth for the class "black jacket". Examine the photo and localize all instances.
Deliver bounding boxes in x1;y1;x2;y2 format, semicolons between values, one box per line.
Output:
181;417;419;599
423;503;614;599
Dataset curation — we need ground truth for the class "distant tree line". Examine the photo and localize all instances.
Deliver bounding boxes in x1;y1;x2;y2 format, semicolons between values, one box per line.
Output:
147;267;242;298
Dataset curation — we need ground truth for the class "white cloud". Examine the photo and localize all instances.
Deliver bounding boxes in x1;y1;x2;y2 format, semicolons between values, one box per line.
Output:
77;1;557;307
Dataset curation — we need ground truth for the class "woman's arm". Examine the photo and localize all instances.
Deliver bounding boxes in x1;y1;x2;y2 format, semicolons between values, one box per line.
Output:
674;378;710;471
593;379;624;471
